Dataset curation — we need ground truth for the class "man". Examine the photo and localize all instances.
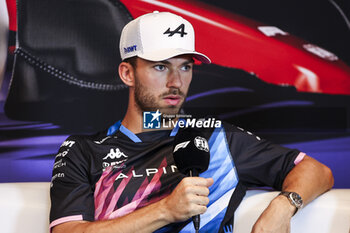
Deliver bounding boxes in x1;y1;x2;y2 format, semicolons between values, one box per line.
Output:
50;11;333;233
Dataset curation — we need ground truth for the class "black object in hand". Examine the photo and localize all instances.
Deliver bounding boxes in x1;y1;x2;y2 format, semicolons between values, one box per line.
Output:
173;127;210;232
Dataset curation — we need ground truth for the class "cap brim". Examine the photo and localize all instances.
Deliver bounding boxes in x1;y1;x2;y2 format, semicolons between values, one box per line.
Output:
137;48;211;64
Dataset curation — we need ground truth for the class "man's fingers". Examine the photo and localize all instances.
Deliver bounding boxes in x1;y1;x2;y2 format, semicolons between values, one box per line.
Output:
180;178;213;197
205;178;214;187
164;177;213;222
192;195;210;206
189;203;208;215
182;177;214;187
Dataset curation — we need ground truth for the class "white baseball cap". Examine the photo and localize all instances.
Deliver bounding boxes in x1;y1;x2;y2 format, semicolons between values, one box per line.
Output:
119;11;211;63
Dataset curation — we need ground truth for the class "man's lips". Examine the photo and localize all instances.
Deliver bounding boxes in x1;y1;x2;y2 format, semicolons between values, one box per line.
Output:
163;95;182;106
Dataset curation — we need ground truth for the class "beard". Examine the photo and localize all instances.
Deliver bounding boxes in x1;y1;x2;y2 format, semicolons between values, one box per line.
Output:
134;77;186;115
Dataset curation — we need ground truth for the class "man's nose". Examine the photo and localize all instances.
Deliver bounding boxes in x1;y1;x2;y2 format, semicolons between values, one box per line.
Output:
166;70;182;88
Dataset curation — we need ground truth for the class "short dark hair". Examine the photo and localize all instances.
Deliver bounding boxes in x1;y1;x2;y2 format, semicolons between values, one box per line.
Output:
123;56;138;68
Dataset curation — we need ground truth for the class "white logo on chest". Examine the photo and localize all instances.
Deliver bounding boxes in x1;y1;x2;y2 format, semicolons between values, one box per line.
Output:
103;148;128;160
102;148;128;170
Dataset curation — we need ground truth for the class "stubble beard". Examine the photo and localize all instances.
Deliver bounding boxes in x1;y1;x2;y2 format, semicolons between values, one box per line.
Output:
134;76;186;115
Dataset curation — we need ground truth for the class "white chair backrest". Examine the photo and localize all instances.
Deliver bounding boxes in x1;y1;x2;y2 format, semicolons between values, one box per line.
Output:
0;183;349;233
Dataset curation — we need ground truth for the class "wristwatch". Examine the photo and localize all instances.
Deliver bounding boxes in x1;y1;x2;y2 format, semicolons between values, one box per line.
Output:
279;191;303;215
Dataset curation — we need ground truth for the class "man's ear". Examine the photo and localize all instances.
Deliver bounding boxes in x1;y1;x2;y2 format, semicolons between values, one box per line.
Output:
118;62;135;87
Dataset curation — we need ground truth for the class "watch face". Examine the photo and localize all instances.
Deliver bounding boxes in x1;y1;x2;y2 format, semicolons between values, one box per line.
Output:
289;192;303;208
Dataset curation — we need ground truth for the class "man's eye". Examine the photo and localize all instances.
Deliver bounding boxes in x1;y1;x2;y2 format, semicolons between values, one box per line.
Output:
154;65;166;71
181;64;192;71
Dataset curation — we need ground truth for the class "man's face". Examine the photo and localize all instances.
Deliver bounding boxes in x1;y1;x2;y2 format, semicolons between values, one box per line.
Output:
132;55;194;115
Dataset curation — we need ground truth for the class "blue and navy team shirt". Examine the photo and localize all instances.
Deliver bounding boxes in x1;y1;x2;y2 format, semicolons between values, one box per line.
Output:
50;120;301;233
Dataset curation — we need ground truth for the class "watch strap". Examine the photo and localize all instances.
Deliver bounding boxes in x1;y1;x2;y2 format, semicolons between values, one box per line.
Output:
279;191;302;216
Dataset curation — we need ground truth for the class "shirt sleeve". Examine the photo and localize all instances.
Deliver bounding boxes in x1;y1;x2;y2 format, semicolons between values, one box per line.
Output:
224;123;300;190
49;135;95;230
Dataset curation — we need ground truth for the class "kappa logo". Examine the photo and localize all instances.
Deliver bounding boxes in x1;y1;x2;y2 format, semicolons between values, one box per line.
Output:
103;148;128;160
163;24;187;37
102;148;128;170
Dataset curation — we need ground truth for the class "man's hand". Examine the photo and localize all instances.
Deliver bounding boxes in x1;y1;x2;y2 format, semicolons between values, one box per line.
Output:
161;177;214;223
53;177;213;233
252;155;333;233
251;195;295;233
